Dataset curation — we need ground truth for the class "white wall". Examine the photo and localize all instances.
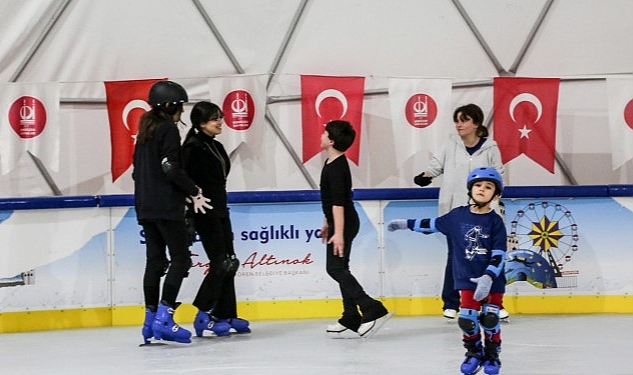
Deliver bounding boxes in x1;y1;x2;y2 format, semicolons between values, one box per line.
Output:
1;0;633;198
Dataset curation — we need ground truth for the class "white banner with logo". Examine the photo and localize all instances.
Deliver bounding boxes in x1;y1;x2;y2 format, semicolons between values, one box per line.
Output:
388;78;452;165
207;74;268;155
0;82;60;175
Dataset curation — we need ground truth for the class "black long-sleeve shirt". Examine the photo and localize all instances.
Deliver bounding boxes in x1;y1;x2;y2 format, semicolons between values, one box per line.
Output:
133;120;198;221
320;155;355;224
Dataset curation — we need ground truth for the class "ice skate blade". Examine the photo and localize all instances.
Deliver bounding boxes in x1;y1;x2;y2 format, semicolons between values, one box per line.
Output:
359;311;395;339
326;329;361;339
138;342;168;347
462;365;483;375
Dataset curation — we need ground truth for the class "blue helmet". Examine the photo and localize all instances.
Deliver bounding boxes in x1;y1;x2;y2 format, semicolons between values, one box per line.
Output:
467;167;503;196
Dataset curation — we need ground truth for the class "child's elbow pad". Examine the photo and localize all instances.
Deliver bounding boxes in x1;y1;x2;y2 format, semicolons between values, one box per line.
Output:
413;218;436;234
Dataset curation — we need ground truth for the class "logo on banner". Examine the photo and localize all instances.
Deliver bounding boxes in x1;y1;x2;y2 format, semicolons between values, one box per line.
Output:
405;93;438;128
222;89;254;131
315;89;348;124
624;98;633;130
8;96;47;139
122;100;150;139
509;93;542;138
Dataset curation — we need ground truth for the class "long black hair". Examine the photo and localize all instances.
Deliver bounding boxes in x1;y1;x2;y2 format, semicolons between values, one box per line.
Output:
184;101;223;143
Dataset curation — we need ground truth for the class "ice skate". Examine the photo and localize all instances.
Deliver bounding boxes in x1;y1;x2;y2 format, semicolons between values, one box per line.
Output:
443;308;458;320
460;339;483;375
140;306;157;345
358;306;394;339
152;302;192;343
194;310;231;337
221;317;251;334
499;309;509;323
482;340;501;375
326;322;360;339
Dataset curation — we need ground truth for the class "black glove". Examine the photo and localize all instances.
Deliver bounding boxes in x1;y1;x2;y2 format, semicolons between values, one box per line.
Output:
414;173;432;187
222;254;240;273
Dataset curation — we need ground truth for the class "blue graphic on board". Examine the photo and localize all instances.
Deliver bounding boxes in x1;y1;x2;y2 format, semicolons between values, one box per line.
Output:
0;211;12;224
505;249;557;288
506;201;579;289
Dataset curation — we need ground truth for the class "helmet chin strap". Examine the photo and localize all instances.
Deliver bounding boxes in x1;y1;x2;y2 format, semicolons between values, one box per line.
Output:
468;192;494;209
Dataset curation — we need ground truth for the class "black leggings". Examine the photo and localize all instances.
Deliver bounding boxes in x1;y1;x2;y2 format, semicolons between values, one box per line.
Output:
325;212;373;319
142;219;192;307
192;213;238;318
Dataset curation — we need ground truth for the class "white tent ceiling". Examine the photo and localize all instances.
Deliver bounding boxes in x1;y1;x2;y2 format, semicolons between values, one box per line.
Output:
1;0;632;197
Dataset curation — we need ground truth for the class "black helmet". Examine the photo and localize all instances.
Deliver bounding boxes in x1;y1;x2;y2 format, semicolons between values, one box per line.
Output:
148;80;188;107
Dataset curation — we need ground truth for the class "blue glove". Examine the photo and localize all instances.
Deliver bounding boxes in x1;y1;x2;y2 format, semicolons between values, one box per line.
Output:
470;275;493;301
387;219;408;232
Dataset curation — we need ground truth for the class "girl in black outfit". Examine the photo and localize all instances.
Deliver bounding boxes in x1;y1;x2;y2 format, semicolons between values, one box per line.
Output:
134;81;212;344
182;101;250;337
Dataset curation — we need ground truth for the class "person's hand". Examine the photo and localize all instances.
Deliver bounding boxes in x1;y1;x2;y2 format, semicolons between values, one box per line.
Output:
189;191;213;214
414;173;432;187
321;222;329;244
328;233;345;257
387;219;408;232
470;275;493;301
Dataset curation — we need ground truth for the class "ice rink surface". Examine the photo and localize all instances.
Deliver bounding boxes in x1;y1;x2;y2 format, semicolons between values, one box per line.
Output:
2;314;631;374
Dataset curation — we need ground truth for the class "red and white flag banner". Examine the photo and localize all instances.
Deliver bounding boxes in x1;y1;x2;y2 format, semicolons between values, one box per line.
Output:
300;75;365;164
104;78;164;182
0;82;60;175
606;77;633;170
388;78;452;164
208;74;268;155
493;77;560;173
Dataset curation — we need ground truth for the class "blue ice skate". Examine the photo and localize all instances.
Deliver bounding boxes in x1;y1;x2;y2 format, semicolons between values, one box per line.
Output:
141;307;156;345
461;339;483;375
152;302;192;343
221;317;251;333
193;310;232;337
482;341;501;375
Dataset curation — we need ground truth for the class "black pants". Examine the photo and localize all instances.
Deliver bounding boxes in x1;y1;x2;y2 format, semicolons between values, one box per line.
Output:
142;219;192;307
192;212;238;319
441;238;461;311
325;211;375;326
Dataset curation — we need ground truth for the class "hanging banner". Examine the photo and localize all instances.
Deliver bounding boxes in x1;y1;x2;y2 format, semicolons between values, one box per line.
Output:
301;75;365;164
606;76;633;170
493;77;560;173
0;82;60;175
207;74;268;154
388;78;452;164
104;78;164;182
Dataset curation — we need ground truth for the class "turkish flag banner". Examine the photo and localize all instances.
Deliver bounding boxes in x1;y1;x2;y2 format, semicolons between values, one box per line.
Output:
493;77;560;173
300;75;365;164
105;78;165;182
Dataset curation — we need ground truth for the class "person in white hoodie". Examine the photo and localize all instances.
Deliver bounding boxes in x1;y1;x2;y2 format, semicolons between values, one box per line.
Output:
413;103;508;321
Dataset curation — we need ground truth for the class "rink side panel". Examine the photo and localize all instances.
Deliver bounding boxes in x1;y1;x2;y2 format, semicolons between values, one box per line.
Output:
1;186;632;332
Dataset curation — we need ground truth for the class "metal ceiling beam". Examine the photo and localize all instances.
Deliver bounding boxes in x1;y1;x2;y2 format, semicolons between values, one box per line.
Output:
509;0;555;74
10;0;72;82
192;0;244;74
452;0;506;75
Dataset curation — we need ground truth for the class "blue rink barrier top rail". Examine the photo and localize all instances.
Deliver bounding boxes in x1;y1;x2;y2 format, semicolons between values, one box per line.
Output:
1;185;633;210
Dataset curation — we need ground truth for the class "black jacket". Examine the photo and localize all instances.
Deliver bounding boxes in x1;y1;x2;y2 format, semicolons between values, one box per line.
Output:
182;132;230;212
133;120;198;221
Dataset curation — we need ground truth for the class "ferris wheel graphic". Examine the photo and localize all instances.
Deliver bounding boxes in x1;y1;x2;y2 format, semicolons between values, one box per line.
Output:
509;201;579;277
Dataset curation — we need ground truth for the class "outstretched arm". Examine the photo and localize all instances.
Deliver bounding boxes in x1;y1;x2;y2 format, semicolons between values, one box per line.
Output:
387;218;437;234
